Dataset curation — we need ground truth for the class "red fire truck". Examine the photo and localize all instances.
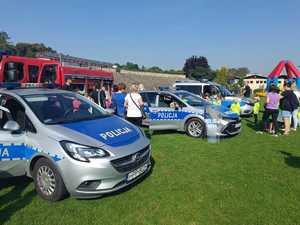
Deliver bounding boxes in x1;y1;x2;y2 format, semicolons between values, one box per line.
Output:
0;53;113;90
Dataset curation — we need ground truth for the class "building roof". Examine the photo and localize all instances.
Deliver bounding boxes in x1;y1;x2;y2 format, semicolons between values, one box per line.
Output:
244;74;267;79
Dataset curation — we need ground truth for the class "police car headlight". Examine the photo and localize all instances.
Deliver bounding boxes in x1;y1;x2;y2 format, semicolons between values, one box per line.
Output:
60;141;109;162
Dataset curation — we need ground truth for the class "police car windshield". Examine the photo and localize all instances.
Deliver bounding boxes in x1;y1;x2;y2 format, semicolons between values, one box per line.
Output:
23;93;109;124
175;91;209;107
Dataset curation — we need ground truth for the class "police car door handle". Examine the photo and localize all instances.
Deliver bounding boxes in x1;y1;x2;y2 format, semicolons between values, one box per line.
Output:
151;109;159;112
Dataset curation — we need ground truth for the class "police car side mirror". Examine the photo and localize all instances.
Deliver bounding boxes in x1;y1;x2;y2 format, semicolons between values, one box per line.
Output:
105;108;115;115
3;120;20;132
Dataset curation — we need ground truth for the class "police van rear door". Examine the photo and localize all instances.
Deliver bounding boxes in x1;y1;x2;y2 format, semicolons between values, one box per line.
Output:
0;98;26;178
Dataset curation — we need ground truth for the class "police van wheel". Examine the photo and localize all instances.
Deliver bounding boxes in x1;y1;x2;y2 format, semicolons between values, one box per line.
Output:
186;119;205;138
33;158;68;201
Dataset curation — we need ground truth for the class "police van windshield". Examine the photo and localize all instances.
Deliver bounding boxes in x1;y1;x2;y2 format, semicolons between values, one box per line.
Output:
175;91;209;107
218;85;234;97
23;93;109;124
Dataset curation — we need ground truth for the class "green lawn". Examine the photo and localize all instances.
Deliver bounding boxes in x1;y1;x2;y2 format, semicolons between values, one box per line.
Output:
1;118;300;225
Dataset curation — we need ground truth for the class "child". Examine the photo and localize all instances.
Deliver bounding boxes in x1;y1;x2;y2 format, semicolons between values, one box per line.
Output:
230;99;241;115
212;94;222;106
253;97;260;125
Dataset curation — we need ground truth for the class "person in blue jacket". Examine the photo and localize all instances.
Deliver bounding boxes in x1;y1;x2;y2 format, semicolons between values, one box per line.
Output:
112;83;127;117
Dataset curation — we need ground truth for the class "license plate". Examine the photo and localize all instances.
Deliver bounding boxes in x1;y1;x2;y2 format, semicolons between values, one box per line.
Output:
235;123;241;128
127;164;148;181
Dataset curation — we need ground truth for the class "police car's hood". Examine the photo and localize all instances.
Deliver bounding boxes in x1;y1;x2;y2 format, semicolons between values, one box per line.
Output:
223;97;253;106
214;105;239;120
194;105;239;120
47;116;141;148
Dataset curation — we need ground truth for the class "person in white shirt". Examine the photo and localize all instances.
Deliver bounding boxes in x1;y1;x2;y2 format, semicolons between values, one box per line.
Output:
124;84;144;126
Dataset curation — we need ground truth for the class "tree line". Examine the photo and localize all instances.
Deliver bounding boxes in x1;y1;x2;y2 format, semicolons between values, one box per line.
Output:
114;62;184;75
0;31;56;57
183;55;250;87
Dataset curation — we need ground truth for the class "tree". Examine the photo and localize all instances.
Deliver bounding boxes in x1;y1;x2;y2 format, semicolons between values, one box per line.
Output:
215;67;228;85
147;66;163;73
228;67;250;79
123;62;140;71
15;43;56;57
183;56;215;80
0;31;16;54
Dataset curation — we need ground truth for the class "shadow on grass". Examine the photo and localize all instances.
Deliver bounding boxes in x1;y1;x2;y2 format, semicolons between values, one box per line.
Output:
0;175;35;224
243;117;262;132
279;151;300;169
144;128;180;140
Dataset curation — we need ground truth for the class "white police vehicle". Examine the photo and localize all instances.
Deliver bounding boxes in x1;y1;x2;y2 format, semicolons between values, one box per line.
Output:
140;90;241;137
0;87;151;201
173;80;254;115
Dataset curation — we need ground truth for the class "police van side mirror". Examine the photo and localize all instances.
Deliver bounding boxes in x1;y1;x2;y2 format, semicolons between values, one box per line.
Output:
3;120;20;132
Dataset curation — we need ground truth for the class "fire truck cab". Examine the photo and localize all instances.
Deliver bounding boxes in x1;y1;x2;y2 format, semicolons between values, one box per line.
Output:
0;53;113;90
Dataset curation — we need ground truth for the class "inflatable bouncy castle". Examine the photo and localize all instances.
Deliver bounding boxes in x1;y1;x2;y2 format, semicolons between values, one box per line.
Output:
267;60;300;90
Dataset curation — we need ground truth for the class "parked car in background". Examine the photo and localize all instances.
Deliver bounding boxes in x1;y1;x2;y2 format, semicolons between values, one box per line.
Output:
140;90;241;138
173;80;254;115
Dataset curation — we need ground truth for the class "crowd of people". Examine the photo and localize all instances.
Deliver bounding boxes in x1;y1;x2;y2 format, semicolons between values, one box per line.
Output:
61;77;300;136
258;80;299;136
62;79;145;127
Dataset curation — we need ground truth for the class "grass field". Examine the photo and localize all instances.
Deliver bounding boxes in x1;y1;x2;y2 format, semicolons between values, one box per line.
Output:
1;117;300;225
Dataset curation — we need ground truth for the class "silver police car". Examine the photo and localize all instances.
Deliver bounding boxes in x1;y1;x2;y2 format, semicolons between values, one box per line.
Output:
141;90;241;137
0;88;151;201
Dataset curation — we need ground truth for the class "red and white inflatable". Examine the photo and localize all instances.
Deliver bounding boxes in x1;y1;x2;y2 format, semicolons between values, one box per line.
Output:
268;60;300;89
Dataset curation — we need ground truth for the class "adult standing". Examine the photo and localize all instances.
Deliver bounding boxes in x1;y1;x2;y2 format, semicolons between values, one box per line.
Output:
124;84;144;126
262;85;280;136
90;84;106;108
112;83;127;117
291;81;300;131
243;85;251;98
99;86;107;108
62;78;73;91
280;82;299;135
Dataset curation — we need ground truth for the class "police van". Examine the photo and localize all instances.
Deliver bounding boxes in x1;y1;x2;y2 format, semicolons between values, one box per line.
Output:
0;86;151;201
173;80;254;115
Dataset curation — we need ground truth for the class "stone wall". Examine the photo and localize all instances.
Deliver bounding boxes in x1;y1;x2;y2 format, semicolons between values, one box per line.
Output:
120;70;185;78
114;71;186;90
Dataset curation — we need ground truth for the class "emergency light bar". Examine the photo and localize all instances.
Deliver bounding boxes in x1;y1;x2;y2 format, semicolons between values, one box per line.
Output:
21;83;44;88
0;82;21;89
0;83;56;89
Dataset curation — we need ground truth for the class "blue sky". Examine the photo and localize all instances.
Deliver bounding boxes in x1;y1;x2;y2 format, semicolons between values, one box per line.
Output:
1;0;300;74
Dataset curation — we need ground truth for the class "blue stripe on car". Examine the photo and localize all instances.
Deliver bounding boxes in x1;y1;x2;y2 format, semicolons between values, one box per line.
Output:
61;116;140;147
0;144;61;161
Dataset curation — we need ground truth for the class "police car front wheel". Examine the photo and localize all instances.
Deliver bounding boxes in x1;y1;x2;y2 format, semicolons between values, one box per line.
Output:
186;119;205;138
33;158;68;201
